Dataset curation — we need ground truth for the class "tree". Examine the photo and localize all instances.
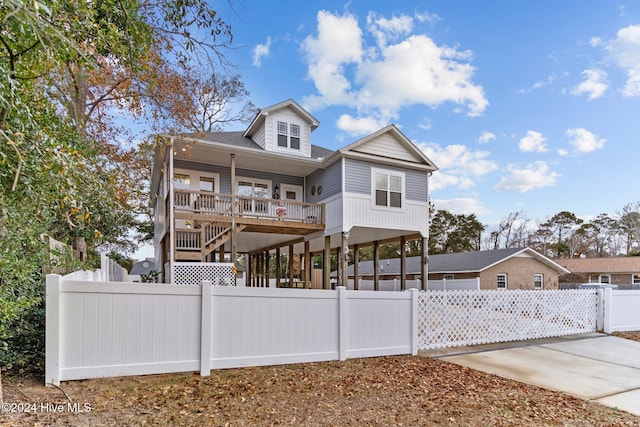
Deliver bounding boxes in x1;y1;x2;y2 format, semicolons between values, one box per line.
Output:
0;0;242;375
540;211;583;258
486;210;529;249
617;202;640;255
429;210;485;254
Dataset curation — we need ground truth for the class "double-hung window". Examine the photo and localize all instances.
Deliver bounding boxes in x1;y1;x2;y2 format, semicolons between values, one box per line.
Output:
534;273;543;289
497;273;507;289
277;121;300;150
373;170;403;208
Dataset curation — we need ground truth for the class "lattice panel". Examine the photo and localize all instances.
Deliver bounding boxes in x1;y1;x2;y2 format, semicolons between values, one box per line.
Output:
173;262;235;286
417;289;597;350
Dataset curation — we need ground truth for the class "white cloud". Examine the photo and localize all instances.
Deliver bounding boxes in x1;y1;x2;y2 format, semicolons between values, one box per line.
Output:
431;197;489;215
418;142;498;191
606;24;640;96
478;131;496;144
519;130;548;153
252;37;272;67
301;11;364;107
566;128;606;153
415;11;442;25
518;75;556;93
590;37;603;47
301;10;488;131
571;69;608;100
494;161;559;192
336;114;388;136
366;12;413;48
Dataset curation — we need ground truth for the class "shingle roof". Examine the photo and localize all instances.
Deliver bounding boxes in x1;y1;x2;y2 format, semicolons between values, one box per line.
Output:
335;248;532;276
557;257;640;274
176;131;334;158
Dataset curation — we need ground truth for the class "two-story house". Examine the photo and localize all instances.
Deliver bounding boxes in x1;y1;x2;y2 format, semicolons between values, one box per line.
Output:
150;99;438;288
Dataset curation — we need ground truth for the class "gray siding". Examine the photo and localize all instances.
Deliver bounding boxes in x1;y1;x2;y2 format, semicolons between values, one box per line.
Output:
173;160;303;195
306;160;342;203
344;158;428;202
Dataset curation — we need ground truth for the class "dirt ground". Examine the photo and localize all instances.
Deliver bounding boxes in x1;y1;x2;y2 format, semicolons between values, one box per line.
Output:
2;332;639;426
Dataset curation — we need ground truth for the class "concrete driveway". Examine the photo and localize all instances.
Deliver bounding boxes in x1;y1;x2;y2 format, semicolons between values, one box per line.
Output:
421;333;640;416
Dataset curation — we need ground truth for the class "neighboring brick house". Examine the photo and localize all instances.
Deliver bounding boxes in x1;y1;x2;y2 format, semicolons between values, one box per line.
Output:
557;257;640;286
339;247;569;290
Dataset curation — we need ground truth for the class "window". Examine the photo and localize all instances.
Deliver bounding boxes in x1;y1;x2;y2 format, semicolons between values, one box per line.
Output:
277;121;288;147
444;274;454;280
373;170;403;208
199;177;215;192
599;275;610;284
290;124;300;149
497;274;507;289
634;274;640;285
277;121;301;150
173;173;190;190
534;274;543;289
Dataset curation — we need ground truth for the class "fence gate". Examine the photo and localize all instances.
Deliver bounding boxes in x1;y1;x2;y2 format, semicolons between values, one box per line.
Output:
417;289;598;350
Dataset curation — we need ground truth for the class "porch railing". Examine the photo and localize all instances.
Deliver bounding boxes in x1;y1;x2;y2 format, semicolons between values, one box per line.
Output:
174;190;324;224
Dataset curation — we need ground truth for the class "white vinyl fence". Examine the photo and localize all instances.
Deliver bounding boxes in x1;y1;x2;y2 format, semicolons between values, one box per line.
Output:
45;273;640;386
602;288;640;332
45;274;418;386
417;289;598;350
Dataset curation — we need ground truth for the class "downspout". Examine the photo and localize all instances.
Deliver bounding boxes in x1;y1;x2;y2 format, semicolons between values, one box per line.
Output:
168;138;175;283
230;154;237;272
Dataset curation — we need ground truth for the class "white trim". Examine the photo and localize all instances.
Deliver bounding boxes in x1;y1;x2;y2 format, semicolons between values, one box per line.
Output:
497;273;507;289
534;273;544;289
280;183;303;201
273;120;303;153
174;168;220;193
371;167;406;212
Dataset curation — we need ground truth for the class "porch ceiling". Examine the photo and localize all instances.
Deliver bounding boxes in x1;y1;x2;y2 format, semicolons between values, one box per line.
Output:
173;138;325;176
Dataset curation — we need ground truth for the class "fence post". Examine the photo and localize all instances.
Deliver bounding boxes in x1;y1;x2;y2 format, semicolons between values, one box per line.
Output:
45;274;62;387
410;288;418;355
600;288;613;333
200;280;212;376
338;286;348;361
476;277;480;290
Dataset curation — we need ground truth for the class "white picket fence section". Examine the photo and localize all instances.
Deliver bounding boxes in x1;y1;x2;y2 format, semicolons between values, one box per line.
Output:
417;289;598;350
603;288;640;332
45;274;418;386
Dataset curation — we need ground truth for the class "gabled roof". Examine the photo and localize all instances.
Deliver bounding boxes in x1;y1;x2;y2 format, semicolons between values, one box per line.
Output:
557;257;640;274
335;247;569;276
244;99;320;138
334;124;438;171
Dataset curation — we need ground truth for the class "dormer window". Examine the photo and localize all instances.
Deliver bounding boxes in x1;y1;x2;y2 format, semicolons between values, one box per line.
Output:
277;121;300;150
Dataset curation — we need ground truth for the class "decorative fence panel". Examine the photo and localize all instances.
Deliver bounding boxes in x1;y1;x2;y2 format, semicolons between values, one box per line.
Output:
173;262;235;286
417;289;598;350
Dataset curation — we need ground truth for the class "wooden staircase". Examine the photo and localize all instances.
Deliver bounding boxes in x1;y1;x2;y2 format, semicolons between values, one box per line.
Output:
175;222;247;261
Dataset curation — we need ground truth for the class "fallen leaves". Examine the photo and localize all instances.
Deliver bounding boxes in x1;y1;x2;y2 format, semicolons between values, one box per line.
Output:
2;336;640;426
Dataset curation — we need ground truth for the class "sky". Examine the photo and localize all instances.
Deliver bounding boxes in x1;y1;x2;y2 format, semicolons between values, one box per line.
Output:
135;1;640;259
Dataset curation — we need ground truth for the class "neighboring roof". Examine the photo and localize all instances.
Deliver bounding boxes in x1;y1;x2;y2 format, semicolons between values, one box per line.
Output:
130;258;157;275
333;247;569;276
557;257;640;274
